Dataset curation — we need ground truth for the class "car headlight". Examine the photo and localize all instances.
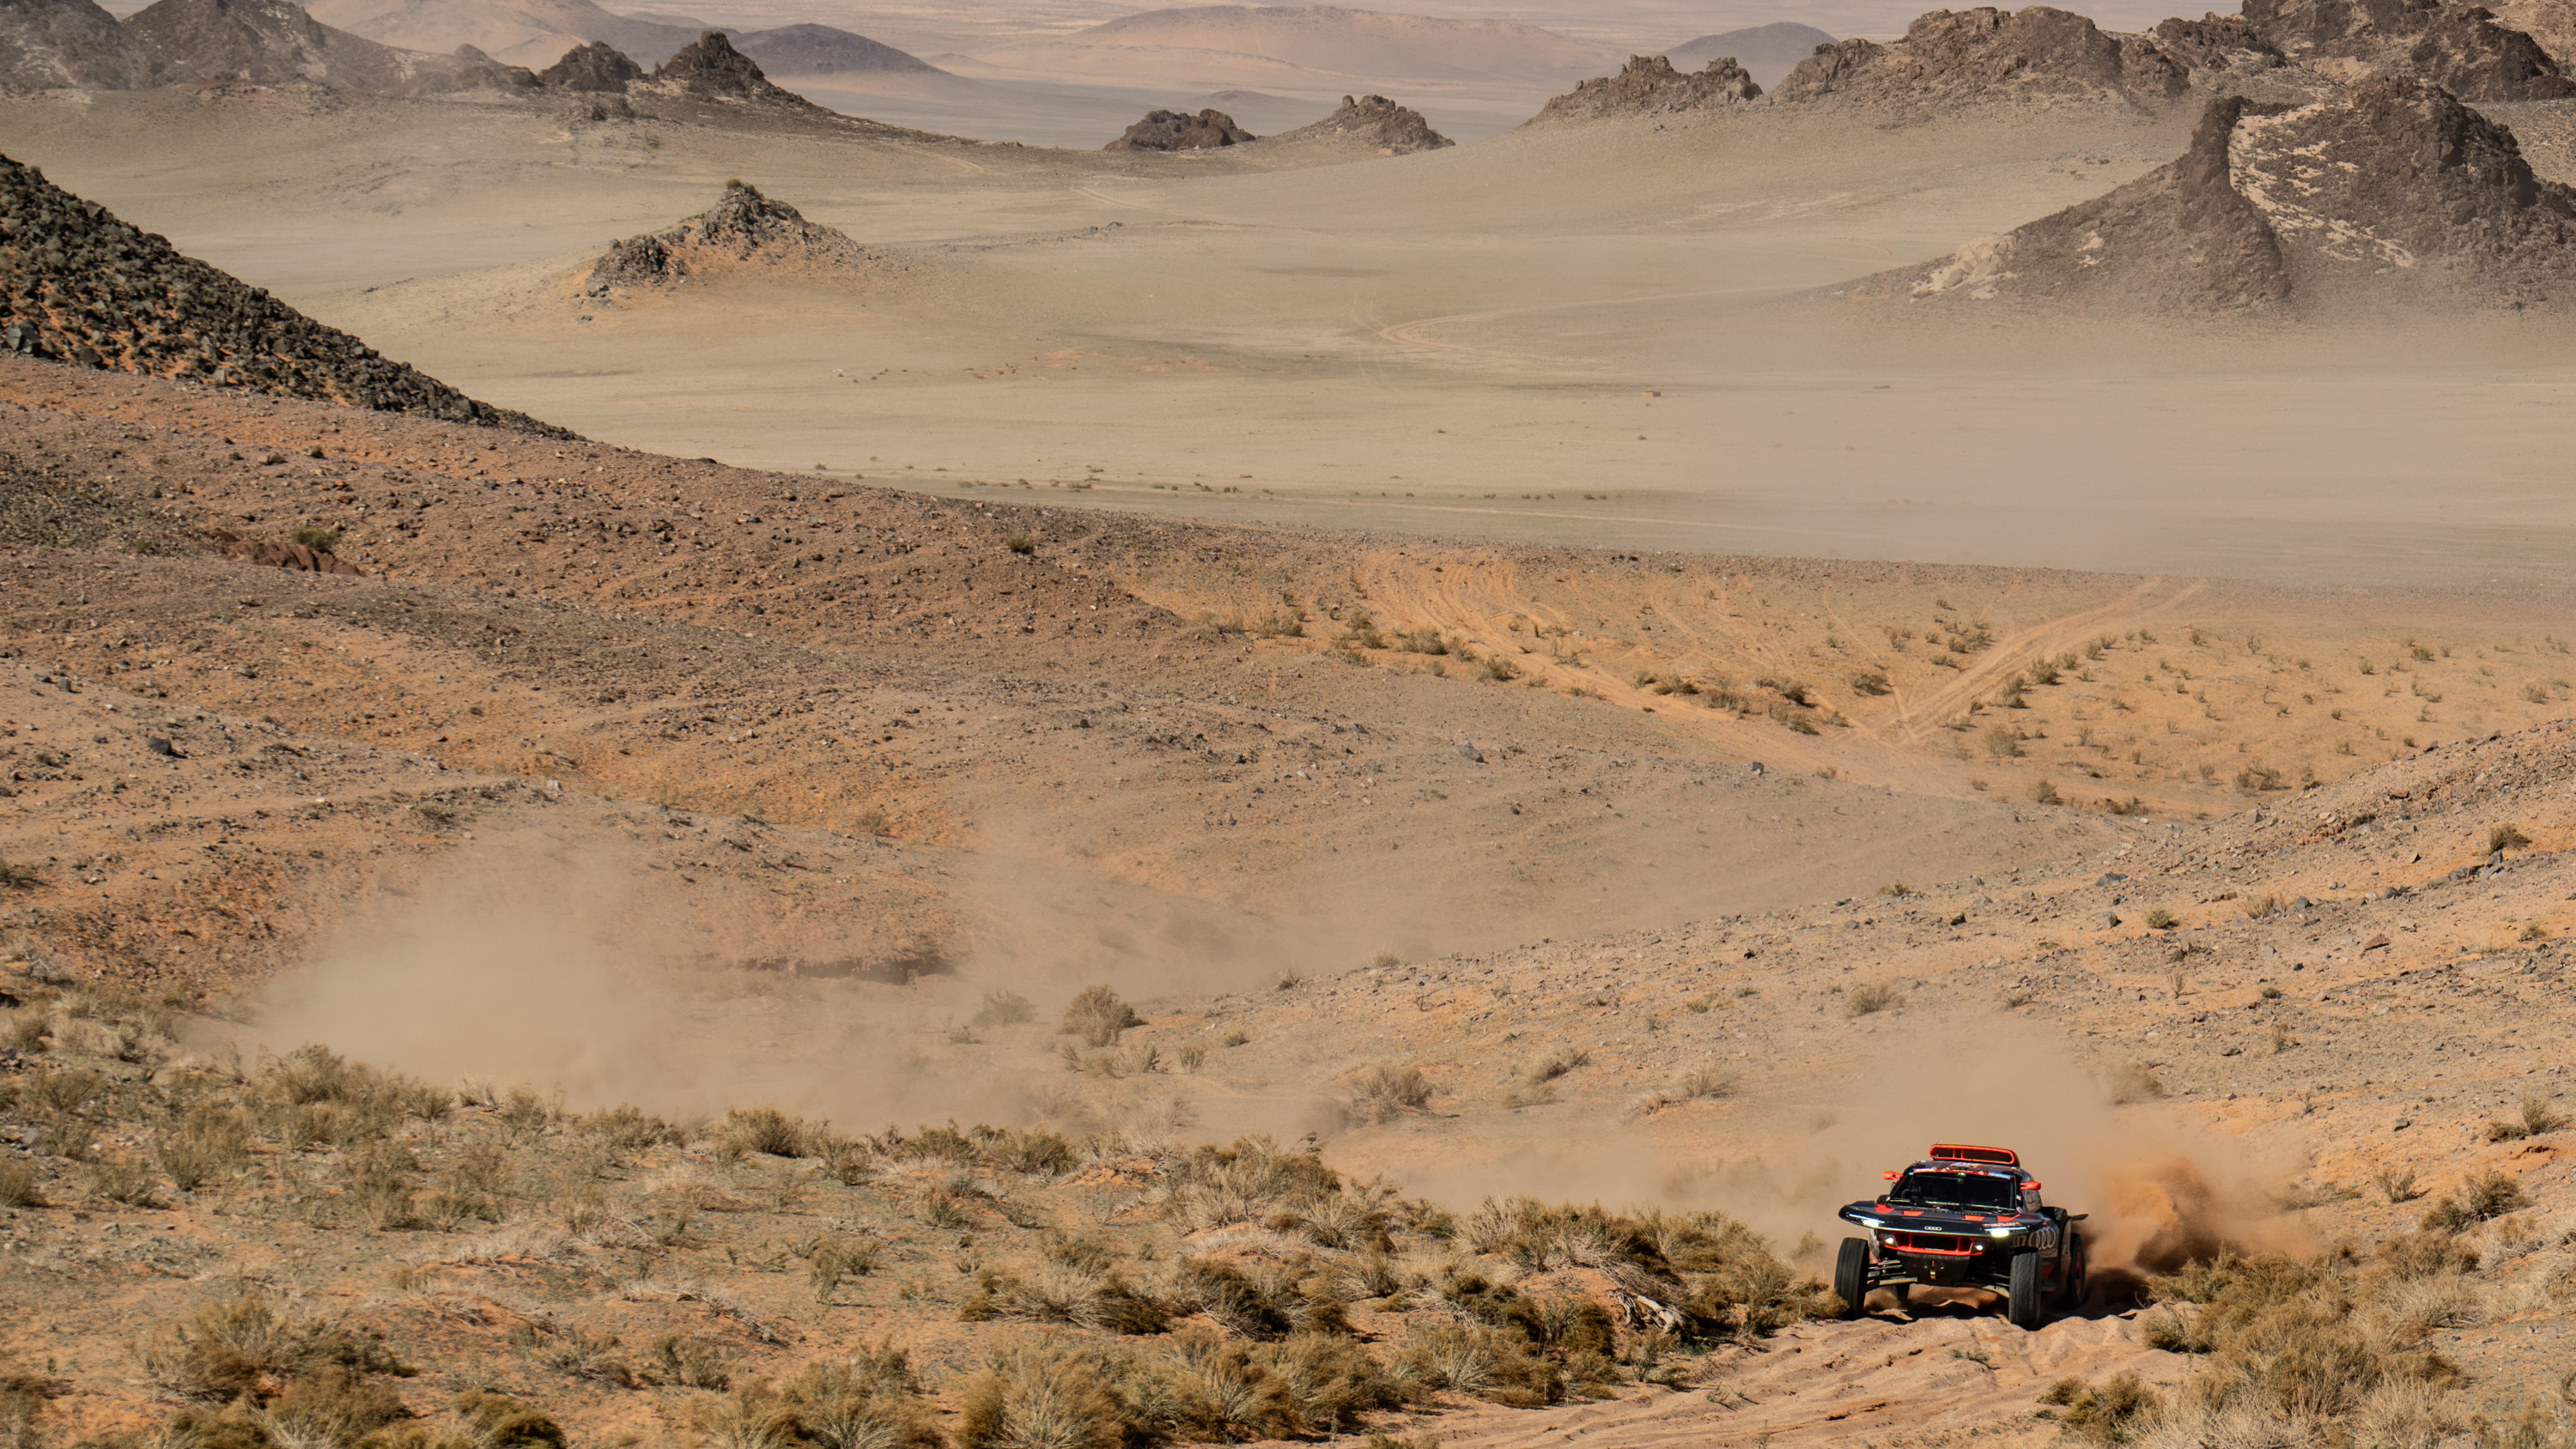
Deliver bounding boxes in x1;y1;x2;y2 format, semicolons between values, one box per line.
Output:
1986;1227;2019;1237
1854;1217;1885;1228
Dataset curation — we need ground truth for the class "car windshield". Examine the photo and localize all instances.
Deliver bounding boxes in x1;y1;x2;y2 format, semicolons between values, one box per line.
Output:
1886;1171;2022;1211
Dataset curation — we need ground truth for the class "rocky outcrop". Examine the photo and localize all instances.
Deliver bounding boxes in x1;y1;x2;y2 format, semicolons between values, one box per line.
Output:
0;0;155;89
1844;76;2576;314
1528;53;1762;124
632;27;803;102
124;0;536;92
1261;94;1453;154
537;38;639;91
1103;106;1255;150
586;180;872;294
2238;0;2575;100
1773;6;2188;112
0;154;570;433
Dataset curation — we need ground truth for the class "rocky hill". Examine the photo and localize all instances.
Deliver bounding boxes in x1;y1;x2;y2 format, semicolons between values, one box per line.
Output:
0;0;154;88
124;0;536;93
1843;76;2576;315
586;180;876;296
0;154;568;433
302;0;699;69
1773;5;2190;113
727;22;941;78
1104;106;1256;151
1528;54;1762;124
2240;0;2575;99
628;27;813;105
1667;21;1837;85
1261;93;1452;154
534;36;636;90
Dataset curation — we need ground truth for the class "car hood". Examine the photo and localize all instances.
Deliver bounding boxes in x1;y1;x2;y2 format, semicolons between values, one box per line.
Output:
1838;1200;2037;1233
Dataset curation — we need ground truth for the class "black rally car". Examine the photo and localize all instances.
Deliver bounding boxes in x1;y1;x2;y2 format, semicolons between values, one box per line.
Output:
1832;1143;2087;1329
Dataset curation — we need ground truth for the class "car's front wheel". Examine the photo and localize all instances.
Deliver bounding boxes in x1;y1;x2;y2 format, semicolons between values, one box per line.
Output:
2007;1249;2044;1330
1834;1236;1870;1319
2060;1233;2088;1310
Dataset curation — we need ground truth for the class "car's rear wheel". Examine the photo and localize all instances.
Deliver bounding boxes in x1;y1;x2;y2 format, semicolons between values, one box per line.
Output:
2007;1250;2044;1329
2060;1234;2088;1310
1834;1237;1870;1318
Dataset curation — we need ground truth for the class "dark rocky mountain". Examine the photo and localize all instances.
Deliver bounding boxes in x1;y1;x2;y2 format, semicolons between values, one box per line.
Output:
725;23;941;77
1843;76;2576;314
586;180;874;296
1261;93;1452;153
0;153;568;433
1529;53;1761;124
1773;5;2190;112
1666;21;1837;82
536;36;636;89
2239;0;2574;100
629;27;806;103
0;0;155;88
124;0;533;93
1104;106;1256;150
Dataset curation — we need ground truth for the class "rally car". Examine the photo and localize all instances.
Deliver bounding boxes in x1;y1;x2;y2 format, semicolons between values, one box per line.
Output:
1832;1143;2087;1329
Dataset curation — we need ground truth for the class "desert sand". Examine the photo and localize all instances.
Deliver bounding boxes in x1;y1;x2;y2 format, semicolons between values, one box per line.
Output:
1;6;2573;1449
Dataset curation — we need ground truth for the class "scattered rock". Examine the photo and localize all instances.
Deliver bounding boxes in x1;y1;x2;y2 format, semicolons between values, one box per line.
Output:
1842;77;2576;315
586;179;875;295
0;153;571;433
1262;94;1453;155
1453;742;1485;762
1104;107;1256;151
1528;53;1762;124
2099;911;2123;928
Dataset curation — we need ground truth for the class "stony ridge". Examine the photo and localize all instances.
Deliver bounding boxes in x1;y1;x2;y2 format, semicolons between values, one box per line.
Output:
0;154;571;433
0;0;154;88
1529;54;1763;124
1261;93;1453;154
123;0;536;94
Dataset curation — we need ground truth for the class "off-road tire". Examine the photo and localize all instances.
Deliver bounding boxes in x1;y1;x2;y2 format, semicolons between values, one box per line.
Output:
1834;1237;1870;1318
2007;1249;2044;1329
2061;1234;2088;1310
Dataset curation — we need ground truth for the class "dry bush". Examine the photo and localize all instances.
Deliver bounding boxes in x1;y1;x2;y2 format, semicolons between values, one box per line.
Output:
1844;981;1900;1018
1060;986;1142;1048
2375;1166;2421;1205
1396;1321;1562;1407
2488;824;2532;854
2488;1091;2568;1142
0;1163;40;1209
2038;1372;2157;1445
1525;1047;1589;1083
2421;1171;2530;1233
138;1294;399;1403
1346;1063;1432;1121
453;1390;568;1449
722;1107;815;1159
958;1338;1127;1449
585;1104;688;1149
971;991;1037;1028
652;1335;733;1390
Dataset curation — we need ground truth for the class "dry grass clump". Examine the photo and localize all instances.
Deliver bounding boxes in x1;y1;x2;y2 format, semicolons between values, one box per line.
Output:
2420;1171;2530;1233
2488;823;2532;854
1844;981;1900;1018
1626;1067;1737;1119
2485;1091;2567;1143
971;991;1038;1028
1344;1063;1433;1122
1456;1197;1826;1342
1060;986;1143;1048
1524;1047;1589;1084
690;1345;945;1449
137;1293;408;1403
958;1328;1410;1448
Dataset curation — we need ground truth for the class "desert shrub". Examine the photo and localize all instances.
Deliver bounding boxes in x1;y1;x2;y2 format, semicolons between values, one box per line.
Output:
158;1106;253;1191
2422;1172;2530;1233
652;1335;732;1390
1392;628;1448;655
1983;727;2024;757
2242;895;2279;919
984;1128;1077;1178
1847;670;1892;696
0;1163;41;1209
85;1158;156;1207
1346;1063;1432;1121
1844;982;1900;1018
970;991;1037;1028
1480;656;1519;682
2488;824;2532;854
808;1239;882;1300
2235;764;2286;792
1396;1321;1561;1407
2144;1250;2465;1422
1174;1258;1301;1339
723;1107;814;1159
1335;614;1386;650
265;1366;410;1447
2145;907;2178;931
1059;986;1141;1048
2374;1166;2421;1204
2038;1373;2157;1444
958;1339;1127;1449
25;1068;106;1114
2488;1091;2568;1141
534;1326;634;1387
1006;534;1037;555
585;1104;687;1149
138;1294;401;1403
453;1390;566;1449
1526;1047;1589;1083
289;525;343;552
